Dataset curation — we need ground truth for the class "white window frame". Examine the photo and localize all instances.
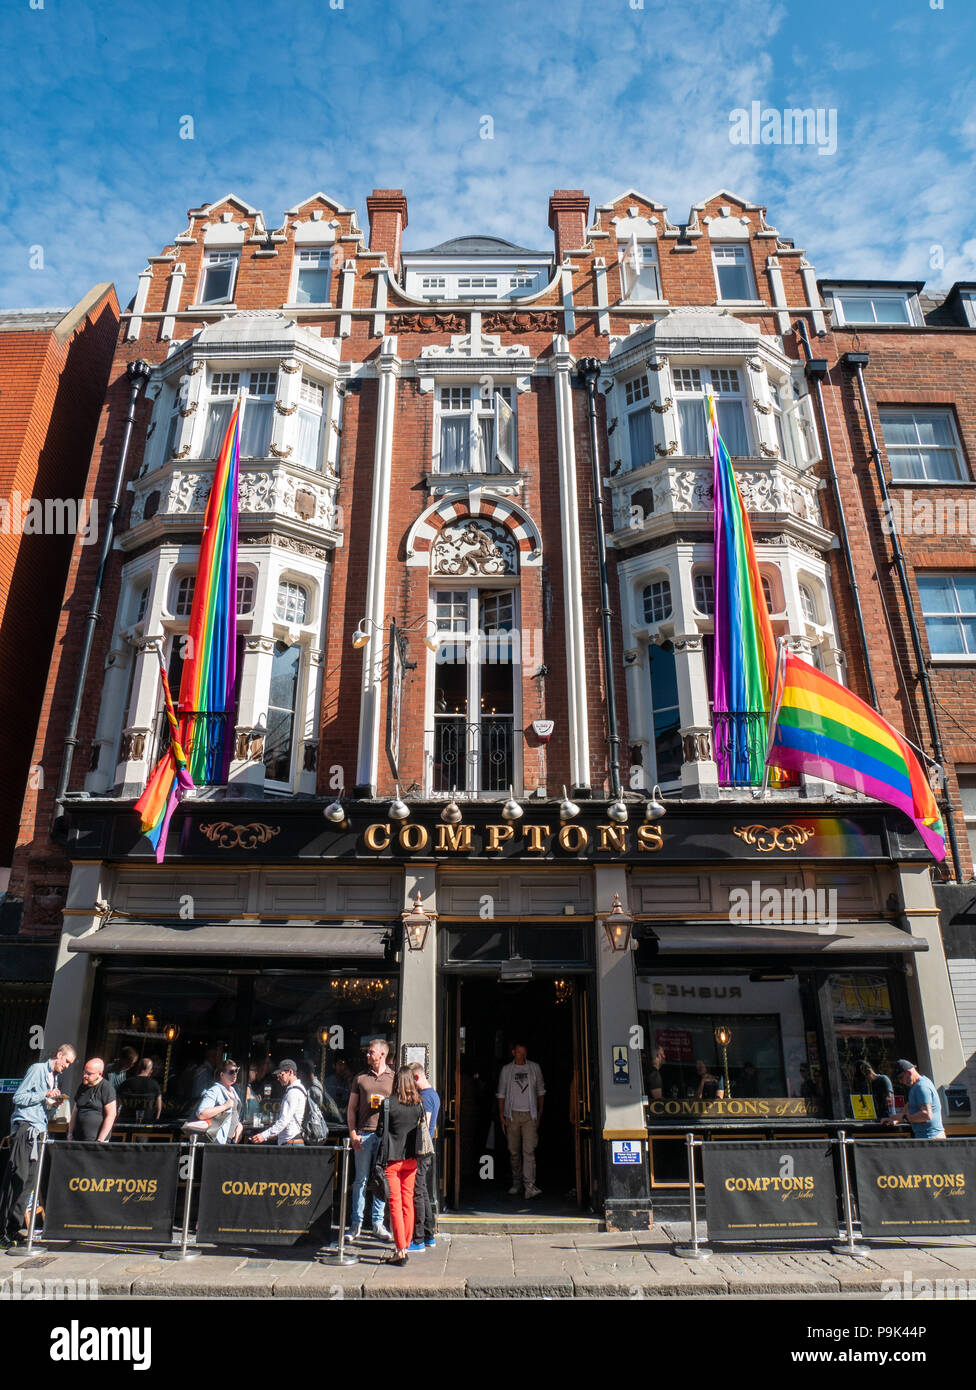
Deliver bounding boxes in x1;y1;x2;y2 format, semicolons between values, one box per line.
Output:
672;366;754;458
196;250;239;306
294;375;327;472
434;384;516;474
831;291;918;327
642;578;673;625
879;407;967;484
201;369;277;460
425;583;521;798
622;373;654;472
711;244;757;302
958;768;976;867
620;235;663;302
291;247;332;306
262;639;307;790
918;572;976;660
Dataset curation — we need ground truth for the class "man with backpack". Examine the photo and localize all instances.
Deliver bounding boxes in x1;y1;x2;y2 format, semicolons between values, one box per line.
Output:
251;1059;327;1145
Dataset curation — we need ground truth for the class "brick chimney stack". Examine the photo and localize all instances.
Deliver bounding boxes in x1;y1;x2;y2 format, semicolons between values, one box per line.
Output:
366;189;409;274
548;190;589;263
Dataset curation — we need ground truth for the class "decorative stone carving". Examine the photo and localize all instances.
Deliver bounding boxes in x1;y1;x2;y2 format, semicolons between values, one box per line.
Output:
239;472;277;510
682;730;712;763
431;519;518;576
303;742;318;772
172;444;192;460
120;729;147;761
269;443;293;459
274;401;298;415
647;357;669;371
482;311;561;333
388;313;467;332
179;401;198;418
673;634;703;652
753;401;772;415
759;442;779;458
280;358;300;373
651;397;673;414
655;441;679;457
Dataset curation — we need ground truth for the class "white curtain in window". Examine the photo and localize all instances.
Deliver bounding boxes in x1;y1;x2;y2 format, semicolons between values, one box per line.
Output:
716;399;749;458
241;401;273;459
295;406;324;470
677;400;709;457
202;401;233;458
440;418;469;473
628;407;654;469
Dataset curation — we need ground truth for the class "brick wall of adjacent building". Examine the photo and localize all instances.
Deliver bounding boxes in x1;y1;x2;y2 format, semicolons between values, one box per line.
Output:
0;286;119;880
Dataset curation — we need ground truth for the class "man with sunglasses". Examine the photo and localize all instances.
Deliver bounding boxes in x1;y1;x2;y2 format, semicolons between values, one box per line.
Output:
196;1059;243;1144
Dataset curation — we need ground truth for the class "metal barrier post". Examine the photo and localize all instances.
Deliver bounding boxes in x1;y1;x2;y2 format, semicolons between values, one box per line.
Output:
674;1132;711;1260
8;1132;49;1257
316;1138;358;1266
832;1130;863;1256
161;1135;201;1261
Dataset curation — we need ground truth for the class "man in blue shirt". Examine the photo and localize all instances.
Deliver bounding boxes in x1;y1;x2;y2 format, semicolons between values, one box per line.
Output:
408;1065;441;1251
0;1043;76;1245
894;1059;945;1139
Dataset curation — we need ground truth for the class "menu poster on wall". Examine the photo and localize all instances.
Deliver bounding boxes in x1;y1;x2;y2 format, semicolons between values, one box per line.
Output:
655;1028;694;1062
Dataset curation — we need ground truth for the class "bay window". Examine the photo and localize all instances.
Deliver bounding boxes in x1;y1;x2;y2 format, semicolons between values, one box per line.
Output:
673;367;751;458
624;375;653;471
203;370;277;460
295;376;326;471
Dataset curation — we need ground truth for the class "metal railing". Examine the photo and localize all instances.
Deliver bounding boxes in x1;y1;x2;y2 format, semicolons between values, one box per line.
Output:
147;709;234;784
429;716;514;794
712;710;798;788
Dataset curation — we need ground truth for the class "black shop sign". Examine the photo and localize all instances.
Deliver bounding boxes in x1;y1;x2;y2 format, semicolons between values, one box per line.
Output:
854;1139;976;1239
197;1145;335;1246
42;1142;179;1243
702;1141;838;1242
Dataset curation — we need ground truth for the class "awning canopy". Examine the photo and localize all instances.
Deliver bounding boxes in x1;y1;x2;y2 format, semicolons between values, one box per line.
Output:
641;920;928;955
68;921;390;959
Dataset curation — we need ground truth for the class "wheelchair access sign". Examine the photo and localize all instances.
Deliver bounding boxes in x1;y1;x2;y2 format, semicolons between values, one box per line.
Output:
611;1140;642;1165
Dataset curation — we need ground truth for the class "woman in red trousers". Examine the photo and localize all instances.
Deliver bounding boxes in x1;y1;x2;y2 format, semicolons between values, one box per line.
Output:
378;1065;425;1265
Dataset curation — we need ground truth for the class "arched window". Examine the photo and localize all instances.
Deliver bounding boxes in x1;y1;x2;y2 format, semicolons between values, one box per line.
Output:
236;573;255;615
174;575;195;617
642;579;673;624
761;576;773;613
799;582;818;625
694;573;715;616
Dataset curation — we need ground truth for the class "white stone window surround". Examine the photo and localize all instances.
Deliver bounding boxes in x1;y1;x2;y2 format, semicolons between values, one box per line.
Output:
88;544;328;797
711;242;761;305
422;577;524;799
140;337;342;484
287;245;334;307
193;249;241;308
433;381;516;475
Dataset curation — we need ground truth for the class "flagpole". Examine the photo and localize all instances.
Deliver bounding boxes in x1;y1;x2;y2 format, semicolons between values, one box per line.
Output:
760;637;787;799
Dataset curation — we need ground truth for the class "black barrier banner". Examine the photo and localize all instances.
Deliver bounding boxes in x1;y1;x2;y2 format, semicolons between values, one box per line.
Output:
43;1142;180;1243
702;1141;838;1241
196;1145;335;1245
854;1139;976;1238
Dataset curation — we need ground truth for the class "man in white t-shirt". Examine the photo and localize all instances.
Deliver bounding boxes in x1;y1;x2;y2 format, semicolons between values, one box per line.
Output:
496;1042;545;1199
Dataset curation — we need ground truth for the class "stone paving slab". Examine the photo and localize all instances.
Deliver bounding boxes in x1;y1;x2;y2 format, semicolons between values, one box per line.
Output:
467;1272;575;1298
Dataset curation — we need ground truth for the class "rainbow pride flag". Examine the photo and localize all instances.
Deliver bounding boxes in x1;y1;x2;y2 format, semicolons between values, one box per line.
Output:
135;398;241;860
709;390;778;783
768;652;946;861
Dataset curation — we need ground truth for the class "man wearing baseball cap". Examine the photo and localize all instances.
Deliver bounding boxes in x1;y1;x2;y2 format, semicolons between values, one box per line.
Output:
251;1060;307;1145
893;1059;945;1139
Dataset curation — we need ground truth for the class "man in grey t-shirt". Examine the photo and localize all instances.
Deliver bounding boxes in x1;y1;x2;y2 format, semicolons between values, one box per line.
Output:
497;1042;545;1199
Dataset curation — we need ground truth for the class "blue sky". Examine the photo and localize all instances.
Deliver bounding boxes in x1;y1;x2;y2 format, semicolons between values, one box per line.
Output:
1;0;973;309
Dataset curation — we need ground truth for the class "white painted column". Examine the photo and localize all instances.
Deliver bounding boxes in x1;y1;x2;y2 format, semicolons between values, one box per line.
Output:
44;863;113;1067
372;268;388;338
339;263;356;339
551;337;591;792
593;865;644;1132
646;355;677;456
232;633;275;789
800;262;827;335
161;263;186;342
356;337;400;793
400;867;438;1080
672;634;720;793
126;267;153;342
593;259;609;336
766;256;791;336
898;864;966;1088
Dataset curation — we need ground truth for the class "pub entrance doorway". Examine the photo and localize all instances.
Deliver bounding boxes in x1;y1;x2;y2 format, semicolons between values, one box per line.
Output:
441;975;596;1213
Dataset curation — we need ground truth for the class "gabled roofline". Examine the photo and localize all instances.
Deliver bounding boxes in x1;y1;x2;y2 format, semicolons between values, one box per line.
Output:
597;189;669;213
284;190;356;217
188;193;259;218
691;189;766;212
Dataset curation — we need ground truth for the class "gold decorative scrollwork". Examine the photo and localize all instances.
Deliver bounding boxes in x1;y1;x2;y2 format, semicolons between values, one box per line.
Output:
269;443;293;458
733;823;814;853
179;401;198;418
274;401;298;415
199;822;281;850
646;357;669;372
655;441;679;457
651;397;673;414
759;443;779;458
753;401;772;415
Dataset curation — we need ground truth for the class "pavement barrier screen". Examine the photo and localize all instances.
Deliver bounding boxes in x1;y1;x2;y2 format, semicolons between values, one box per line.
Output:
42;1142;180;1243
853;1139;976;1239
701;1140;838;1242
196;1144;336;1246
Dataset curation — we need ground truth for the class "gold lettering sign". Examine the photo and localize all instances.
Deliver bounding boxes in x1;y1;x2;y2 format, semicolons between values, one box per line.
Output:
558;823;588;852
398;823;429;852
486;824;514;852
647;1098;823;1119
598;824;627;853
637;824;663;852
436;823;472;852
68;1177;159;1194
524;824;551;853
364;822;391;851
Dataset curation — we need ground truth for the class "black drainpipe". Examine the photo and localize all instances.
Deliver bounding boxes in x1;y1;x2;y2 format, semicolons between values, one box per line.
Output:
844;351;963;881
792;320;879;709
578;358;622;799
53;358;153;831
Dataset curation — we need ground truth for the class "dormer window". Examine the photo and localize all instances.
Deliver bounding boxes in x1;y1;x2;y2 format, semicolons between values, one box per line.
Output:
620;238;662;302
293;248;331;305
198;250;239;305
457;276;498;296
832;291;914;326
712;244;756;301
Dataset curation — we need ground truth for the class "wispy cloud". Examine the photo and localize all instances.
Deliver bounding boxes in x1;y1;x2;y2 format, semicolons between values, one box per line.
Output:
0;0;972;306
